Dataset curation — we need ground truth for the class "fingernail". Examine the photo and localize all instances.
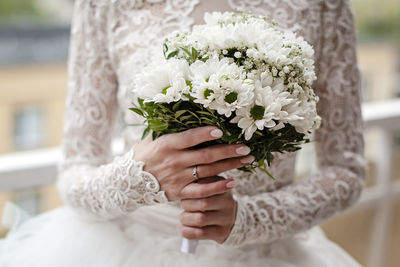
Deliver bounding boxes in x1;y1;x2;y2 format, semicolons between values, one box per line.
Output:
236;146;251;155
226;180;236;189
210;129;223;138
240;155;255;164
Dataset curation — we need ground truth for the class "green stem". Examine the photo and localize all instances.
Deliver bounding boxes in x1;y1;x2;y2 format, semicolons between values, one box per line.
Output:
259;165;276;180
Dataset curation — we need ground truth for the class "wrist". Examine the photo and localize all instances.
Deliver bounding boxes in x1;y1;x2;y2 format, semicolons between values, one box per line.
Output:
127;147;169;205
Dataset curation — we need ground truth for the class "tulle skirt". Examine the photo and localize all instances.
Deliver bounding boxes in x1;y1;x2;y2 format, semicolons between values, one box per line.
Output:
0;202;362;267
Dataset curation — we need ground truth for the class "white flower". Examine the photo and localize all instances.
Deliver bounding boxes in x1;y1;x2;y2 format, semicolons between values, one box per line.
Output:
231;77;294;140
234;51;242;58
189;57;244;107
209;78;255;117
133;59;190;103
281;95;320;134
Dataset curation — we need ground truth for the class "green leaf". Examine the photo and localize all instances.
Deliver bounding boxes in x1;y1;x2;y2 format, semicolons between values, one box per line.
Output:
197;111;213;116
167;50;178;59
137;98;144;107
148;120;168;131
172;101;182;111
192;47;198;58
175;110;187;118
200;55;209;62
266;152;274;166
141;127;151;140
180;46;192;57
201;120;215;126
179;115;194;121
206;107;215;114
187;110;200;120
129;107;144;117
191;47;198;62
200;116;213;122
254;131;263;136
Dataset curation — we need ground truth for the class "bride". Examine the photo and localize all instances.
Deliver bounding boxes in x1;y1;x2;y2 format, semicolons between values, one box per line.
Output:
0;0;366;266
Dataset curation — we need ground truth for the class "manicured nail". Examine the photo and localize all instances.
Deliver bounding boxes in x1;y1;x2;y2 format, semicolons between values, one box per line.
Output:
240;155;255;164
210;129;223;138
226;180;236;189
236;146;251;155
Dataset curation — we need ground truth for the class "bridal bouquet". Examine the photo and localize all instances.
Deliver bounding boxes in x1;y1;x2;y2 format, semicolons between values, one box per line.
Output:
130;11;321;254
131;11;321;179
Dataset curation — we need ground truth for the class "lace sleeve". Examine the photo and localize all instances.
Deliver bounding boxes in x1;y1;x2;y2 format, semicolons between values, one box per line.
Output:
223;0;366;246
57;0;168;219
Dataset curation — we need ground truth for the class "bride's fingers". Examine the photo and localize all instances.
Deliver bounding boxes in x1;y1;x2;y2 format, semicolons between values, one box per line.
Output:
180;210;231;227
158;126;223;150
186;156;254;181
180;194;227;212
179;179;235;199
183;144;251;166
178;225;229;243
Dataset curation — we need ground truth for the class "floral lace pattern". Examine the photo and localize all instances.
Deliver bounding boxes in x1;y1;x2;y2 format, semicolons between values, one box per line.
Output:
59;149;168;219
59;0;366;247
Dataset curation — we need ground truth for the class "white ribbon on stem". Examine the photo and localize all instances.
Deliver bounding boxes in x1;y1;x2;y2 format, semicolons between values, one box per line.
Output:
181;238;199;254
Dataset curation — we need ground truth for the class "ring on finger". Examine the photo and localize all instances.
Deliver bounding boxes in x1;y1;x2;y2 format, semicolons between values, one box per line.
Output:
192;165;199;181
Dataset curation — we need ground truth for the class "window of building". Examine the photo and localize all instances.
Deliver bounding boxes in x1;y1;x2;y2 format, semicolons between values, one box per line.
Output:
13;106;45;150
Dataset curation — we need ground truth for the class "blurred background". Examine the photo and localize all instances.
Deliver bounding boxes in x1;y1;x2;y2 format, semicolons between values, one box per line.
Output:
0;0;399;266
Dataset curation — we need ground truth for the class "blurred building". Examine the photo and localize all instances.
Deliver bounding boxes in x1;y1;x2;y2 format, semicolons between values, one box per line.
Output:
0;24;69;235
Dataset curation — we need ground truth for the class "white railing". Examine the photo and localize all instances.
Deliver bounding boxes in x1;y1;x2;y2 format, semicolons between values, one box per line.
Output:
0;98;399;267
359;99;400;267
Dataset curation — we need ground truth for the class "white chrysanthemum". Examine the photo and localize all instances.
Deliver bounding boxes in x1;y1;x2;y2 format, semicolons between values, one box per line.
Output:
281;94;321;135
133;59;190;103
231;77;294;140
189;57;245;108
189;57;241;83
209;78;255;117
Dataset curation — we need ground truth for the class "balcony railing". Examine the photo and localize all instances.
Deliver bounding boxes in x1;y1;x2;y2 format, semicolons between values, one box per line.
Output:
0;98;399;267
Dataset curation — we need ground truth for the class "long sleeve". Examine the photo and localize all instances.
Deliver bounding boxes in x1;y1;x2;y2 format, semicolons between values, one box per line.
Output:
57;0;168;219
223;0;366;247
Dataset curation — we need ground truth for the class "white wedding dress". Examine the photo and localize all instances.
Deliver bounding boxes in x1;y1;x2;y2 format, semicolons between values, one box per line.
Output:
0;0;366;266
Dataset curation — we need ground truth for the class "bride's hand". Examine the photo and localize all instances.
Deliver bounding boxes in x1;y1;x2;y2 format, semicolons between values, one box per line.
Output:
133;126;254;201
178;176;237;244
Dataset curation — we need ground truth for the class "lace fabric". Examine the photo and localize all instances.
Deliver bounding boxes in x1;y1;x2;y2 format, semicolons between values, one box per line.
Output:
59;0;366;247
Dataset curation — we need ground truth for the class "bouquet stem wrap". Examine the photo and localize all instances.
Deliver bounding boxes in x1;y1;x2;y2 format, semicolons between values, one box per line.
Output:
181;238;198;254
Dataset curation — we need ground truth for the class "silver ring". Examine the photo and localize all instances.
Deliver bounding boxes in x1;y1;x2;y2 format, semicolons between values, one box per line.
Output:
192;165;199;179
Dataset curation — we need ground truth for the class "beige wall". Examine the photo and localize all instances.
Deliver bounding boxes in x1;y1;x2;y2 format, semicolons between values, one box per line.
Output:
0;63;67;236
357;42;399;101
0;63;67;154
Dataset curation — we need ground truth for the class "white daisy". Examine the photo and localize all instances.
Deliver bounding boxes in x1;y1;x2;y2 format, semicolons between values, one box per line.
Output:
189;57;244;107
208;77;255;117
133;59;190;103
231;78;294;140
